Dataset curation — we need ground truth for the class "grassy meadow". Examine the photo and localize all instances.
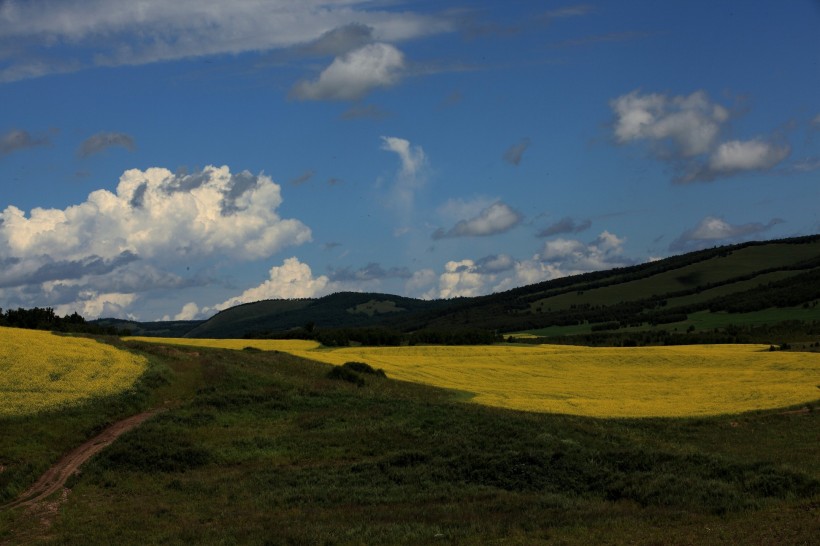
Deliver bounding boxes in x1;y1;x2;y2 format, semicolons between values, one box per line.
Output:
1;340;817;545
1;331;818;544
127;337;820;417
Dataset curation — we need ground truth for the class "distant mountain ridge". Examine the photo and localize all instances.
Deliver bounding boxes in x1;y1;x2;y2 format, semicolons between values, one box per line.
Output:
99;235;820;340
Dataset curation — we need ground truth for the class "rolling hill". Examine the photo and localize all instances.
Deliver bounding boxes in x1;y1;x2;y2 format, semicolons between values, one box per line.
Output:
107;235;820;342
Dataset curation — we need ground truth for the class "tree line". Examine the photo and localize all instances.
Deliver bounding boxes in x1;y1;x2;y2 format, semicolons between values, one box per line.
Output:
0;307;126;335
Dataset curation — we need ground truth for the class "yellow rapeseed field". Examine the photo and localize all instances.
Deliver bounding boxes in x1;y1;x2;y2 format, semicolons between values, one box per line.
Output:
0;326;147;417
127;337;820;418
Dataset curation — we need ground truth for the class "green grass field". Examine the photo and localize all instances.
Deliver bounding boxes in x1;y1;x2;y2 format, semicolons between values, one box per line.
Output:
2;339;818;545
527;240;820;312
523;306;820;338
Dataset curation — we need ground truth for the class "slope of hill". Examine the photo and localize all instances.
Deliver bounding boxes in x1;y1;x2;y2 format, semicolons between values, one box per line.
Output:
121;235;820;341
185;292;451;339
402;235;820;337
91;318;204;338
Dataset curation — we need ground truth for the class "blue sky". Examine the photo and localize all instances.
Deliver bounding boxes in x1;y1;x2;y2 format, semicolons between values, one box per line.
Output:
1;0;818;321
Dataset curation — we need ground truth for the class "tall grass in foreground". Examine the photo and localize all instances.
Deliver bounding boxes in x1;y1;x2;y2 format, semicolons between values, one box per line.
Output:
128;337;820;418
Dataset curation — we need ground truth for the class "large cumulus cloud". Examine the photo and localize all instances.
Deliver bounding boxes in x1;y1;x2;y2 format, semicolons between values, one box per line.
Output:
0;165;311;317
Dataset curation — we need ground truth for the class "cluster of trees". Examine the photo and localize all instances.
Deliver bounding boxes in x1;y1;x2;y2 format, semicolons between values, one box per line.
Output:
0;307;127;335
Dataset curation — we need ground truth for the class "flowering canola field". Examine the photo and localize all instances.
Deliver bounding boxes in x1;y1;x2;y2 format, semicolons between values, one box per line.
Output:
1;326;147;417
128;337;820;417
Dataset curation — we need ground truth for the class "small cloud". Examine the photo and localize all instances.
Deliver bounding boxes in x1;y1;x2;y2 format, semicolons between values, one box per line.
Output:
609;89;790;183
380;136;428;214
811;114;820;129
290;170;315;186
328;262;412;282
681;139;790;183
291;43;405;101
323;242;342;251
433;201;523;239
503;137;531;166
611;90;727;158
434;259;489;299
793;157;820;172
405;268;436;298
216;257;329;310
536;217;592;237
173;302;201;321
381;136;426;178
669;216;784;252
551;30;655;48
78;132;136;158
301;23;374;56
474;254;515;274
540;5;596;19
439;90;463;108
0;129;51;156
340;104;390;120
536;230;631;273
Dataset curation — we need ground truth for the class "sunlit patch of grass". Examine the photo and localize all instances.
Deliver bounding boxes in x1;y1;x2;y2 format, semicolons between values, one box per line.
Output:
127;338;820;418
0;327;147;416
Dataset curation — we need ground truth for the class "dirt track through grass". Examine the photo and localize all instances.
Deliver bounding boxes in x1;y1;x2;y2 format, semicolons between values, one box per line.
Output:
0;408;163;512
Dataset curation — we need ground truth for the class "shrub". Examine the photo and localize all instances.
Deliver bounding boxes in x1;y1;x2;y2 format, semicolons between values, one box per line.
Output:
326;365;365;387
342;361;386;377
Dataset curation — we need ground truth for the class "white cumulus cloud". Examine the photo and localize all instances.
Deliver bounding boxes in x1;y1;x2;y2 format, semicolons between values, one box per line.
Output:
707;139;790;173
611;90;727;157
215;257;329;311
433;259;490;299
610;89;790;183
433;202;523;239
292;43;405;101
0;165;312;318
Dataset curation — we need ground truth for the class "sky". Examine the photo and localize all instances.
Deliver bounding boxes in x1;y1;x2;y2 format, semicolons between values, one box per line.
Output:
0;0;819;322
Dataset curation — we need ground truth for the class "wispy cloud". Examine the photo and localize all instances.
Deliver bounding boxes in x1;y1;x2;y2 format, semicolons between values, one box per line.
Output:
328;262;412;282
381;135;428;214
502;138;531;166
536;217;592;237
0;1;453;82
300;23;375;57
77;132;135;158
340;103;390;121
289;170;315;186
0;129;51;156
551;30;655;48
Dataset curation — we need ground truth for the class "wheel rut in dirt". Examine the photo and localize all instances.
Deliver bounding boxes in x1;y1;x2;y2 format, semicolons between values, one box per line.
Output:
1;408;163;512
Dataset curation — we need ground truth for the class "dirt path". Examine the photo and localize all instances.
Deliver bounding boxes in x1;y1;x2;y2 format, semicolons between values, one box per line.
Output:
1;408;163;512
